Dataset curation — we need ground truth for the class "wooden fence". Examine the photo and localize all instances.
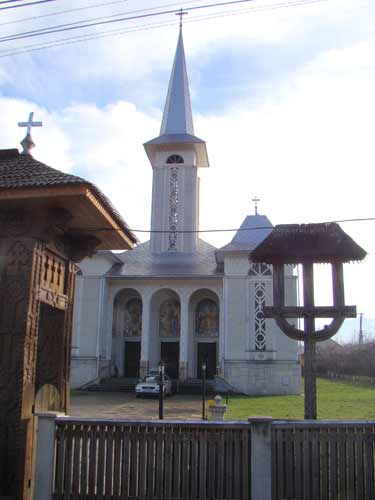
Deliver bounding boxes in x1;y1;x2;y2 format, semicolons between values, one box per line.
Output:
52;418;250;500
34;415;375;500
272;421;375;500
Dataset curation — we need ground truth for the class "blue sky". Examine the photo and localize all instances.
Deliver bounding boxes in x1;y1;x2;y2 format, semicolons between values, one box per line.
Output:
1;0;374;340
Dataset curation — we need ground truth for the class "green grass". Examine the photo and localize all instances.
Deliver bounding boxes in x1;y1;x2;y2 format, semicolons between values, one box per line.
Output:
225;378;375;420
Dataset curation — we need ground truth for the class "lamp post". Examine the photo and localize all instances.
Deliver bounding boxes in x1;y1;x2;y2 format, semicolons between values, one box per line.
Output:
201;361;207;420
158;361;164;420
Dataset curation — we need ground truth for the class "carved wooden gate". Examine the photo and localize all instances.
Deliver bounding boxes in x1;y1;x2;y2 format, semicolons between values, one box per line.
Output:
0;236;76;500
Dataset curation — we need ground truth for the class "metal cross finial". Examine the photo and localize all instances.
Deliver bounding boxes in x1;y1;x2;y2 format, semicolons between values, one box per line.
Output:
18;111;43;154
252;196;260;215
176;8;188;29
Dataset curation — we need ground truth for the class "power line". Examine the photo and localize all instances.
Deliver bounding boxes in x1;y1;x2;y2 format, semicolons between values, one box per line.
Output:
0;0;56;11
0;0;328;57
72;217;375;234
0;0;201;40
0;0;259;42
0;0;129;27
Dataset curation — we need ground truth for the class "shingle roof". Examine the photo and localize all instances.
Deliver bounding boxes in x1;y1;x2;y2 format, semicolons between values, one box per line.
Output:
0;149;87;188
106;238;221;278
251;223;366;264
0;148;138;244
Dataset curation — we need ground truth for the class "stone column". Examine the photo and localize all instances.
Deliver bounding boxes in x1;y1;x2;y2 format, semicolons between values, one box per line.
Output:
218;295;225;375
249;417;273;500
34;413;64;500
140;292;151;378
179;291;189;381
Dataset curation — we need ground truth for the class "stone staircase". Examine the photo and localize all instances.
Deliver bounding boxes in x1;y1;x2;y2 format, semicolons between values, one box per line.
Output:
83;377;138;392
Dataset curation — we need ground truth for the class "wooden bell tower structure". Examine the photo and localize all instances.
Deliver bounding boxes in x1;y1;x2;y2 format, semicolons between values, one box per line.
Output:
251;223;366;419
0;131;136;499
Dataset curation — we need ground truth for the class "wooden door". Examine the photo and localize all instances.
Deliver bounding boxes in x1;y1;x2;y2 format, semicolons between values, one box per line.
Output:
161;342;180;379
197;343;217;379
124;341;141;378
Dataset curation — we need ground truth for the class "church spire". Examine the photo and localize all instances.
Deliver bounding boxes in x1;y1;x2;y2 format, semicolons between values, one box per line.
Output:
160;25;194;136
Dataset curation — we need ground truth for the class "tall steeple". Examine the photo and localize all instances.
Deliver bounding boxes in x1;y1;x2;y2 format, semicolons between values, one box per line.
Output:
144;26;209;168
160;27;194;136
144;26;210;253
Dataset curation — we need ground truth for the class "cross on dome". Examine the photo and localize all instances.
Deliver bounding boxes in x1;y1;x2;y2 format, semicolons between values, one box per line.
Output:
18;111;43;155
252;196;260;215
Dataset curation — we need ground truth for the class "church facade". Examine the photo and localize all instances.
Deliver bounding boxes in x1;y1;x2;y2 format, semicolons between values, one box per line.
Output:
71;28;300;395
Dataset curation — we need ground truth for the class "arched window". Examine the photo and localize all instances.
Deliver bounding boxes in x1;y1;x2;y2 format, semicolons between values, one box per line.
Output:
196;299;219;337
166;154;184;164
159;299;180;337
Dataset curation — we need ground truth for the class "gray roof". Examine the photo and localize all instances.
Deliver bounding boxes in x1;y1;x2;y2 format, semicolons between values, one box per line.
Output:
160;27;194;136
106;238;221;278
0;148;138;244
216;214;273;263
143;28;209;167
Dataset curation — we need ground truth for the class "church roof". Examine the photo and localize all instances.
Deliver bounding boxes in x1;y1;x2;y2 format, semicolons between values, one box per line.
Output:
143;28;209;167
106;238;221;278
216;214;273;263
160;27;193;136
0;148;137;248
251;222;366;264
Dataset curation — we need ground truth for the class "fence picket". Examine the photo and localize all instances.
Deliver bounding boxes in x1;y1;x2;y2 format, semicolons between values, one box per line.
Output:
364;427;374;500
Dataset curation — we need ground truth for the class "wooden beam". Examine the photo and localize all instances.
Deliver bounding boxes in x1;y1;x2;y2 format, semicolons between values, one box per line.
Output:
263;306;357;318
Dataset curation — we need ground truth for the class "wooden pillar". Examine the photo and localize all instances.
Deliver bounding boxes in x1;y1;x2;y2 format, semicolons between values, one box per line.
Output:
302;262;317;420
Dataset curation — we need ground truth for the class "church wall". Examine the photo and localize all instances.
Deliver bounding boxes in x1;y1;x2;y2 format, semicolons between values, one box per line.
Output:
224;361;301;396
223;255;251;360
70;276;105;388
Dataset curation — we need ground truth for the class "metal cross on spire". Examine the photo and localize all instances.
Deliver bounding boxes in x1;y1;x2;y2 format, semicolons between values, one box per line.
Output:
18;111;43;155
252;196;260;215
176;8;188;29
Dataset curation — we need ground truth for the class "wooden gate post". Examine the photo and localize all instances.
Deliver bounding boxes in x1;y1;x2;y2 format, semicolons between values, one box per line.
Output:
249;417;273;500
251;223;366;420
34;413;62;500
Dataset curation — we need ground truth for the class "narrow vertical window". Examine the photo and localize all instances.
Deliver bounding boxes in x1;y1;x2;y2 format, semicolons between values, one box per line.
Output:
168;167;179;251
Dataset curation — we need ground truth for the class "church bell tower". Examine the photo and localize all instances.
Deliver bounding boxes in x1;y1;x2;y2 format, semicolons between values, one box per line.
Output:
144;26;209;253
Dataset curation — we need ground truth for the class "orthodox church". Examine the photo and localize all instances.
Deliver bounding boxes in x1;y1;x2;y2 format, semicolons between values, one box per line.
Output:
71;27;300;395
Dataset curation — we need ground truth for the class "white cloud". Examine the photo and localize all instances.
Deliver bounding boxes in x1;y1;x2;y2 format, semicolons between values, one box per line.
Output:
1;0;374;325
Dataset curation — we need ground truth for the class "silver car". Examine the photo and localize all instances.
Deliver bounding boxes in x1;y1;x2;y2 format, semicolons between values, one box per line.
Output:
135;373;172;397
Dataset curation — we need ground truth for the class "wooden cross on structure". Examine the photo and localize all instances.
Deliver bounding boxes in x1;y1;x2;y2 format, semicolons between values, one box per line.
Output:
18;111;43;154
252;196;260;215
176;8;188;28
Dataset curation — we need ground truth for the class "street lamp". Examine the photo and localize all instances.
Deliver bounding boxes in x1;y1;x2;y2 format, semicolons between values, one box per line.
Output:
201;361;207;420
158;361;165;420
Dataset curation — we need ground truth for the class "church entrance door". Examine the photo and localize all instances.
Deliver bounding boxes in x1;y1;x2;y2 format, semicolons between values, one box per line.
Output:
161;342;179;379
124;341;141;378
197;343;217;379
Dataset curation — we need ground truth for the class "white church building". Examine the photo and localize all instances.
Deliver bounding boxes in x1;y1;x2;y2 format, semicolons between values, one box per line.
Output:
71;27;300;395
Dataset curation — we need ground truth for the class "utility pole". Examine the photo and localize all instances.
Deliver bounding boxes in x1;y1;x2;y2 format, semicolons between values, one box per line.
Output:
359;312;364;346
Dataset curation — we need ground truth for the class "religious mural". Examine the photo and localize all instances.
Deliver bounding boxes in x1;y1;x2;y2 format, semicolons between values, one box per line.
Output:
123;298;142;337
196;299;219;337
159;299;180;337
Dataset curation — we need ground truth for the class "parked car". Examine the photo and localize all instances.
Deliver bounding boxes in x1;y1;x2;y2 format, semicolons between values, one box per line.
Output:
135;372;172;397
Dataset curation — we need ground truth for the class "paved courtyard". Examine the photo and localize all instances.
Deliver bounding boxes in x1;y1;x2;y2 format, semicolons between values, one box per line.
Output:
70;391;204;420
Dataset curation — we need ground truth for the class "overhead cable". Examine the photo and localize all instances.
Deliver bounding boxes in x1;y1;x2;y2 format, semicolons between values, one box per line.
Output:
0;0;328;57
0;0;56;11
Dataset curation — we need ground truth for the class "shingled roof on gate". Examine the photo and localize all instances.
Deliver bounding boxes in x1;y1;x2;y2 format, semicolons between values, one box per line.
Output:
0;148;138;246
250;222;366;264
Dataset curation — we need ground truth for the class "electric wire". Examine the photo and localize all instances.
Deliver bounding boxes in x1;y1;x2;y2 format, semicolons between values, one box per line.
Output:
0;0;56;11
0;0;129;27
71;217;375;234
0;0;204;39
0;0;328;57
0;0;258;43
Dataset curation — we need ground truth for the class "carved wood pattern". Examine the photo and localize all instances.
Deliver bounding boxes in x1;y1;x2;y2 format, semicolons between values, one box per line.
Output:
0;206;90;499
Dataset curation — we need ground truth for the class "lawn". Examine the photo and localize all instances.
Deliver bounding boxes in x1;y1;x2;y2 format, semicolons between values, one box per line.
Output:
224;378;375;420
